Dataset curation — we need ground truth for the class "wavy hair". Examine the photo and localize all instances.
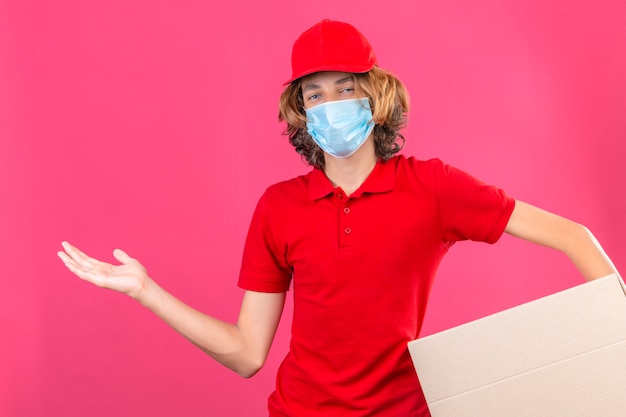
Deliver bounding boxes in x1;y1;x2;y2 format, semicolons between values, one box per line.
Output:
278;66;410;169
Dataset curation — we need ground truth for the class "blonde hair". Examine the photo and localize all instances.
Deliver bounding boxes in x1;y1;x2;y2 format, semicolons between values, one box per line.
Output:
278;67;410;169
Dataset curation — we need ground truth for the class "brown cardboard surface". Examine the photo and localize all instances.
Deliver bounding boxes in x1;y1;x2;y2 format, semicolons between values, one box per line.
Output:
408;273;626;417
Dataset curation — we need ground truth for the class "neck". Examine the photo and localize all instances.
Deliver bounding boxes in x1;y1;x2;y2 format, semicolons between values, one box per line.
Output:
323;137;377;196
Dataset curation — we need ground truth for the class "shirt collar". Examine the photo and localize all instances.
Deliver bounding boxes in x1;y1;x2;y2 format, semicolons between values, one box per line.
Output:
308;157;397;200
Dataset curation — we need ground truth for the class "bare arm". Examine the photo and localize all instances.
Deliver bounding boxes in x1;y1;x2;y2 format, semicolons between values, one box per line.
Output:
504;200;620;281
57;241;285;378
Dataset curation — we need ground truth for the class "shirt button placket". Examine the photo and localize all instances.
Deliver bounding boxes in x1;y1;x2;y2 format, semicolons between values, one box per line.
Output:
343;206;351;234
340;202;353;246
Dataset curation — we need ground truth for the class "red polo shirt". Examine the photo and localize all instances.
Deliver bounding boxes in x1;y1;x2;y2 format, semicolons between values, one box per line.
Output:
239;155;515;417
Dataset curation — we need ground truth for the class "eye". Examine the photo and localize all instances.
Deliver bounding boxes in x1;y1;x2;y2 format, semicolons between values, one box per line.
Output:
305;93;322;104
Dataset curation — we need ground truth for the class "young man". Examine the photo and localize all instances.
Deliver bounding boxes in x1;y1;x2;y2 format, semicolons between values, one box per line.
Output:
58;20;619;417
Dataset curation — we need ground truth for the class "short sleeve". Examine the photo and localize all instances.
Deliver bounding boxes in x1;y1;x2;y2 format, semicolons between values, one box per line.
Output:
433;160;515;243
238;190;293;292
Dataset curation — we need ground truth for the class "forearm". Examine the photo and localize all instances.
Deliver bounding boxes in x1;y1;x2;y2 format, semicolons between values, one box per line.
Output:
139;279;260;377
559;223;620;281
505;200;620;281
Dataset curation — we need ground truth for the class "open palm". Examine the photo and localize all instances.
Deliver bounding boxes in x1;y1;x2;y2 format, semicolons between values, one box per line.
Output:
58;241;149;300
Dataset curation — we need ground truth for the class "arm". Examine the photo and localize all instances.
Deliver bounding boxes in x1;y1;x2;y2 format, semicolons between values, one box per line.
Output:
57;241;285;378
504;200;620;281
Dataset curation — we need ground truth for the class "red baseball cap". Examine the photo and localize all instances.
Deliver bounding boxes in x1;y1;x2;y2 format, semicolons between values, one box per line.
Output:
284;20;378;85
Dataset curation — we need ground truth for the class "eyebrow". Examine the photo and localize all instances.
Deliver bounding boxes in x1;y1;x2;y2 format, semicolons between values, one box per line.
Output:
301;76;355;94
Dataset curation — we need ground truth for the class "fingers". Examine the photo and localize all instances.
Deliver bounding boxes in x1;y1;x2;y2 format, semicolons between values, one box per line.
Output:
57;241;111;284
57;249;98;282
61;241;100;268
57;250;77;270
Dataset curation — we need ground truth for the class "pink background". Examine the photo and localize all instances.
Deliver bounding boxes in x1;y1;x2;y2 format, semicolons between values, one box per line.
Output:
1;0;625;416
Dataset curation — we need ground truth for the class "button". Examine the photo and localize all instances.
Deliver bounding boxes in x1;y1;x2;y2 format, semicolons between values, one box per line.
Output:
344;227;352;234
336;193;343;200
343;207;350;214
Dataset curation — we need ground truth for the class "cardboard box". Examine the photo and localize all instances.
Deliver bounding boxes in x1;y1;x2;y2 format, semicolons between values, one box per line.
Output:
408;273;626;417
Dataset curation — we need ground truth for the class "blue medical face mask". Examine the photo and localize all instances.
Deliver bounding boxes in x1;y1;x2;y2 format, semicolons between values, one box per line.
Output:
305;98;375;159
